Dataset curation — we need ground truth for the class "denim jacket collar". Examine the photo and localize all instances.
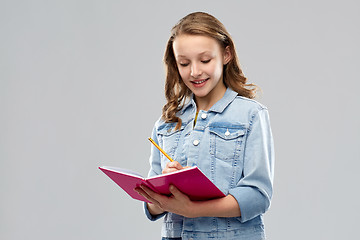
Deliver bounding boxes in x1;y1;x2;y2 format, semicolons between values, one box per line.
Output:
180;88;238;114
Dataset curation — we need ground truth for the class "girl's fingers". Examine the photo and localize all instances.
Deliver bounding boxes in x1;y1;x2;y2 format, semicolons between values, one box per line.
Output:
168;185;183;198
136;184;165;206
162;161;183;174
170;161;183;169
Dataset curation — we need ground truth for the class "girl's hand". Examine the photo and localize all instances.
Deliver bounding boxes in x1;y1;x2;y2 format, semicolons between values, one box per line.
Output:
162;161;184;174
135;184;197;218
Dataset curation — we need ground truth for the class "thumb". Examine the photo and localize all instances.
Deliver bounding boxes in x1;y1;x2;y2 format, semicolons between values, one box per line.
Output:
169;185;183;198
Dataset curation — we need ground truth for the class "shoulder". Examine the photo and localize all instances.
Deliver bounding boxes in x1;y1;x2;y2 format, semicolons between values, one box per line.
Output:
211;95;269;128
230;96;268;113
153;117;183;133
153;116;167;130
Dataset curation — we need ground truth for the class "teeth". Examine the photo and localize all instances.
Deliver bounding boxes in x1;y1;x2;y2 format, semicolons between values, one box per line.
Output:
193;79;207;84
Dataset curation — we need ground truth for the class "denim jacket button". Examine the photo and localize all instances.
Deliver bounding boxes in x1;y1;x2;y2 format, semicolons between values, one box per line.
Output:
193;139;200;146
225;129;230;136
201;113;207;119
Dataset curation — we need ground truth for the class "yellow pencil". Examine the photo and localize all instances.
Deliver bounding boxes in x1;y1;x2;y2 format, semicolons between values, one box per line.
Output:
148;137;174;162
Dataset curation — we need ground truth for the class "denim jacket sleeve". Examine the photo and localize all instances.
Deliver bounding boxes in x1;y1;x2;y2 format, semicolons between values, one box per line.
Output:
228;108;275;223
143;123;168;221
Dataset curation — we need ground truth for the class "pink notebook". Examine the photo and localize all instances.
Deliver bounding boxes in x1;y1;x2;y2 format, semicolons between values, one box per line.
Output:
99;166;225;203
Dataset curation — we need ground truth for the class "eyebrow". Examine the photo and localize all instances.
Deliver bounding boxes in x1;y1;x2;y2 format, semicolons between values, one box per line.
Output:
176;51;212;58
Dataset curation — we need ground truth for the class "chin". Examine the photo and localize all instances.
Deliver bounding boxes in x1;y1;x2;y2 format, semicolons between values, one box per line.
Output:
192;89;210;98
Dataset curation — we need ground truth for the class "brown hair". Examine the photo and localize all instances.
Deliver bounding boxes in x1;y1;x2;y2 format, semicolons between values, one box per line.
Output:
162;12;257;130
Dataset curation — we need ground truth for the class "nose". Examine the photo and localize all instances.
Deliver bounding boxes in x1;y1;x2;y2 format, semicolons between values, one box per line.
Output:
190;62;202;78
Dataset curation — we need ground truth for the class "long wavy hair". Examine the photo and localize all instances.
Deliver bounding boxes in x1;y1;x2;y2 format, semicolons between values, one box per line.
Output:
162;12;257;130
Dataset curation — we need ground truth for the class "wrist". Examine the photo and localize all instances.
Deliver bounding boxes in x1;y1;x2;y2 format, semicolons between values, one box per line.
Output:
147;202;165;216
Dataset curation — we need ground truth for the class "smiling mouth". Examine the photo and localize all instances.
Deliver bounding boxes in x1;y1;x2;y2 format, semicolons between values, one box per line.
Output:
191;78;209;84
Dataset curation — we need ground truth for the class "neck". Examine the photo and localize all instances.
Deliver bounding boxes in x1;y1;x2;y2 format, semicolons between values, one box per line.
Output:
195;85;226;111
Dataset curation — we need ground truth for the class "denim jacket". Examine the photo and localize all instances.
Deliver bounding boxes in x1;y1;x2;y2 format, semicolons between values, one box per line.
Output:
144;88;275;240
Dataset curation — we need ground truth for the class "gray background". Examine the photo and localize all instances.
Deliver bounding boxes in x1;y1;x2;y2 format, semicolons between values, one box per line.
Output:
1;0;359;239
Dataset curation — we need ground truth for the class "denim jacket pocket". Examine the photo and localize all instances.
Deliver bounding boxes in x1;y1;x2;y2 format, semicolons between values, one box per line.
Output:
157;125;185;163
209;126;246;161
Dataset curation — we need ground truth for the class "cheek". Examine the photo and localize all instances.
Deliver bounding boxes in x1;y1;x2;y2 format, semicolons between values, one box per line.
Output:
178;67;189;79
207;62;223;77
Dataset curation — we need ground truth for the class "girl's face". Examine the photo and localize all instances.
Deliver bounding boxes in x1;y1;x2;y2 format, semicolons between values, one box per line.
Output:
173;34;231;108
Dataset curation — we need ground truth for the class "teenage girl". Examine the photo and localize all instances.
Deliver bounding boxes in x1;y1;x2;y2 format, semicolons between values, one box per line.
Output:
135;12;275;240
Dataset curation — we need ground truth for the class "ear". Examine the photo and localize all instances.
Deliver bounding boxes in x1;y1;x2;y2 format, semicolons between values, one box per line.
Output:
223;46;232;65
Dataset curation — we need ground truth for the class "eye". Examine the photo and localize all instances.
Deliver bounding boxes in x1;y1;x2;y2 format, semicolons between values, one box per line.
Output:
179;63;189;67
201;59;211;64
